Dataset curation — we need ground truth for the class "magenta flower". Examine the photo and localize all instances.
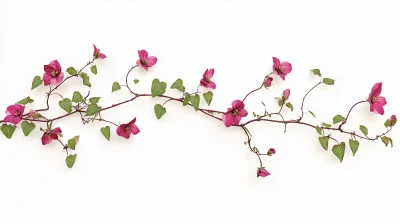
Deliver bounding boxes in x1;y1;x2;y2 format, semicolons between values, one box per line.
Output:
199;69;216;89
272;57;292;80
368;82;387;115
283;89;290;100
116;118;140;139
136;50;157;71
391;115;397;126
43;60;64;86
264;77;273;88
41;127;62;145
257;167;270;177
93;44;107;59
222;100;248;127
267;148;276;156
4;104;25;125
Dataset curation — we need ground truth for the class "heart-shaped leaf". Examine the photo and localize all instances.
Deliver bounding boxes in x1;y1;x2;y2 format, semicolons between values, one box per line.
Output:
154;104;167;119
100;126;110;141
112;82;121;92
66;67;77;75
31;76;43;90
72;91;83;103
318;136;329;150
170;78;185;92
310;69;322;77
67;136;80;150
333;114;345;124
85;104;101;116
80;72;91;87
59;98;73;114
151;78;167;97
332;142;345;162
323;78;335;85
90;65;97;74
203;91;213;106
89;97;101;104
183;92;191;106
21;121;36;136
360;125;368;136
66;154;77;168
190;94;200;111
16;96;34;105
349;139;359;156
1;124;16;139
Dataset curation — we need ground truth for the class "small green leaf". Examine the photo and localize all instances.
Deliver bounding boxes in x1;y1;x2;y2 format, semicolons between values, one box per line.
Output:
333;115;345;124
66;154;77;168
310;69;322;77
190;94;200;111
183;92;191;106
1;124;16;139
278;99;284;107
66;67;77;75
323;78;335;85
16;96;34;105
322;122;331;128
21;121;36;136
72;91;83;103
318;136;329;150
134;79;139;84
89;97;101;104
112;82;121;92
203;91;213;106
253;112;257;117
309;110;316;118
80;72;91;87
90;65;97;74
316;125;322;135
349;139;359;156
384;119;391;128
170;78;185;92
100;126;110;141
58;98;73;114
332;142;345;163
244;141;247;145
67;136;80;150
151;78;167;97
31;76;43;90
286;102;294;111
154;104;167;119
359;125;368;136
381;136;393;147
85;104;101;116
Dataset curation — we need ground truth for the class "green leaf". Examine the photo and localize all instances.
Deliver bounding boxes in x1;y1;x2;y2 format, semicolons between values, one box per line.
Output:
66;154;77;168
381;136;393;147
21;121;36;136
278;99;284;107
183;92;191;106
332;142;345;163
151;78;167;97
333;114;345;124
318;136;329;150
316;125;322;135
154;104;167;119
286;102;294;111
58;98;73;114
66;67;77;75
72;91;83;103
16;96;34;105
253;112;257;117
203;91;213;106
89;97;101;104
85;104;101;116
90;65;97;74
112;82;121;92
134;79;139;84
384;119;391;128
31;76;43;90
190;94;200;111
310;69;322;77
170;78;185;92
80;72;91;87
359;125;368;136
308;110;316;118
323;78;335;85
349;139;359;156
67;136;80;150
274;97;281;101
100;126;111;141
1;124;16;139
322;122;331;128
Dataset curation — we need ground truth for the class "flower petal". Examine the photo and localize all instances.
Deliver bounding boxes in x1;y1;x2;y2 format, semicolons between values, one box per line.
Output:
44;65;54;73
93;44;98;55
51;60;61;72
41;134;53;145
5;105;17;115
272;57;280;68
42;73;53;86
373;104;385;115
4;115;15;123
145;56;157;67
55;72;64;84
130;124;140;135
208;81;216;89
375;96;387;106
51;127;62;134
370;82;382;98
98;53;106;59
238;108;248;117
231;100;244;110
279;73;286;80
200;78;209;88
138;50;148;59
205;68;214;79
232;114;242;125
222;113;234;127
283;89;290;99
280;61;292;75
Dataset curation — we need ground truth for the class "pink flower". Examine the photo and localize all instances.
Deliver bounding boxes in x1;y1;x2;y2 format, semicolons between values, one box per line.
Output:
272;57;292;80
222;100;248;127
368;82;387;115
136;50;157;71
391;115;397;126
41;127;62;145
264;77;273;88
116;118;140;139
267;148;276;156
43;60;64;86
257;167;270;177
283;89;290;100
93;44;107;59
27;110;39;119
199;69;216;89
4;104;25;125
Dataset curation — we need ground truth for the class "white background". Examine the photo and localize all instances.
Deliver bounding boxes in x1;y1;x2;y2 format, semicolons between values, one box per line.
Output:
1;1;400;223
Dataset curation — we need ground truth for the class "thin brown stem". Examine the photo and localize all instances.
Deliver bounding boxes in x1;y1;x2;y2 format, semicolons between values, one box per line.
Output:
338;100;367;129
125;65;139;95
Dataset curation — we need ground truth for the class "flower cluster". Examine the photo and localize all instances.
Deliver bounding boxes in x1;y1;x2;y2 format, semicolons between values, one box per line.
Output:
0;45;396;178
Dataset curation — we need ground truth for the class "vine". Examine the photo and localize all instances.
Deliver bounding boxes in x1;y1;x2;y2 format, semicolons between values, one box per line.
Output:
0;45;396;176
